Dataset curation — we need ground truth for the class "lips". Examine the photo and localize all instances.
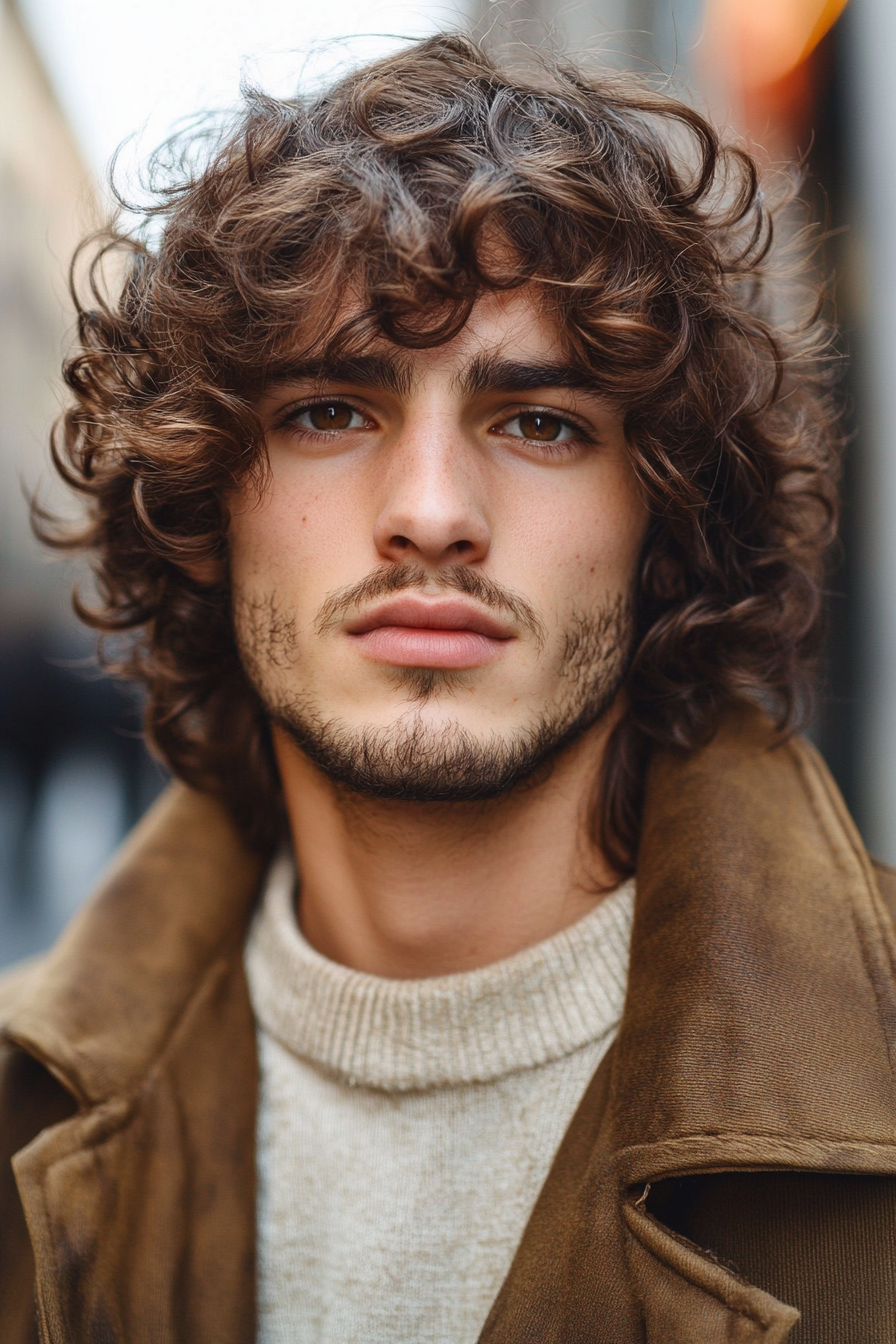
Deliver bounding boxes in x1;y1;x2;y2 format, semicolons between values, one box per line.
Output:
345;596;514;669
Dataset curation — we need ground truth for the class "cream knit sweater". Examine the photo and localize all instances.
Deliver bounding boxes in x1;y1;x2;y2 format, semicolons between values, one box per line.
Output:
245;854;634;1344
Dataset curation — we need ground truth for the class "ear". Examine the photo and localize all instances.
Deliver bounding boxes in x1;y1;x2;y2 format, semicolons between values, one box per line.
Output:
643;547;688;603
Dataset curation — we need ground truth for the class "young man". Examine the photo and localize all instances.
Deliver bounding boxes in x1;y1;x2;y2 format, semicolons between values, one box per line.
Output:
2;32;895;1344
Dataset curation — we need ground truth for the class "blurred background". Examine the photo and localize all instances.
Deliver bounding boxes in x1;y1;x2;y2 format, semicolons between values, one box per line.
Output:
0;0;889;965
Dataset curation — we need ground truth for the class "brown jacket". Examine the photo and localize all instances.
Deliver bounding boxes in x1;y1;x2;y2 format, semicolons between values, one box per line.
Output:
2;705;896;1343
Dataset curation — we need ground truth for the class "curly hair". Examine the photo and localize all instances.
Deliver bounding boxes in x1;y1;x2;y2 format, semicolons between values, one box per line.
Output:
42;32;840;869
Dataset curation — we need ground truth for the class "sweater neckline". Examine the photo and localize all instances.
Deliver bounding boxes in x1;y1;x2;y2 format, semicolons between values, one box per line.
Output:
246;855;634;1091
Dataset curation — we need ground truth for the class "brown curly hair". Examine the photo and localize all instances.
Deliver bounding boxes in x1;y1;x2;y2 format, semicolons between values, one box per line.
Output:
42;32;840;869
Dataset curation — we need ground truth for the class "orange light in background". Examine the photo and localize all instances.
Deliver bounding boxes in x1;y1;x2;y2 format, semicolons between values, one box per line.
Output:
700;0;850;150
703;0;848;90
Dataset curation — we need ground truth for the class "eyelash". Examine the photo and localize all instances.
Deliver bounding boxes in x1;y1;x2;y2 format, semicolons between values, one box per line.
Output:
275;400;371;437
491;407;595;455
274;398;595;453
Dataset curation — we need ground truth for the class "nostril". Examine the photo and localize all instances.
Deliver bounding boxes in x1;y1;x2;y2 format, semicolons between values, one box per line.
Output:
378;528;487;563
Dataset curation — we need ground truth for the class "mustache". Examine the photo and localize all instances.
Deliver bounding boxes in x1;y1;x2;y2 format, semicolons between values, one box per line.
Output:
313;564;547;649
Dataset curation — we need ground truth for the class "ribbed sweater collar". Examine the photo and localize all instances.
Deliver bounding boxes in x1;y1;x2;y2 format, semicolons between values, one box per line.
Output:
246;854;634;1092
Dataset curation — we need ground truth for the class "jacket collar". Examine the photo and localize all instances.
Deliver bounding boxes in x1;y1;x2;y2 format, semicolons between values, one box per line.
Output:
612;702;896;1183
6;703;896;1165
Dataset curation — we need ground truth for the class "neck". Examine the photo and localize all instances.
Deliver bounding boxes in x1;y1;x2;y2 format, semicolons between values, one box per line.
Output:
272;712;622;978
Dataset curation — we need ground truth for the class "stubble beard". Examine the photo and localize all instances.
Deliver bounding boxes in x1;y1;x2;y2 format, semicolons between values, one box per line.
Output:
234;573;633;804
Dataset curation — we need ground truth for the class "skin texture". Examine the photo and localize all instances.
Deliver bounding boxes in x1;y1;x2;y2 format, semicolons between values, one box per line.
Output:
229;289;649;976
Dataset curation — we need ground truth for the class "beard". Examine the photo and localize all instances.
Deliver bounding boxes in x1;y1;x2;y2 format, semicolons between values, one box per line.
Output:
234;570;633;804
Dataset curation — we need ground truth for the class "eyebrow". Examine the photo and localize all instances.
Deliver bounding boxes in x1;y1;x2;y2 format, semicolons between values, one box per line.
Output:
262;351;600;402
263;353;415;399
458;355;600;399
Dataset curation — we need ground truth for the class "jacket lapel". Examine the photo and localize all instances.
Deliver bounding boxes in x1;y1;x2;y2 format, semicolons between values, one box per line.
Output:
4;785;267;1344
484;705;896;1341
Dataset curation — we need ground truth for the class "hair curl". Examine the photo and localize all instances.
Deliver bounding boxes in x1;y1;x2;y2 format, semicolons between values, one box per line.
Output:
41;32;841;869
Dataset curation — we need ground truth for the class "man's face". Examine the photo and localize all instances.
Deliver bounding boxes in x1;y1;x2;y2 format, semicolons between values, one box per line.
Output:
230;288;649;801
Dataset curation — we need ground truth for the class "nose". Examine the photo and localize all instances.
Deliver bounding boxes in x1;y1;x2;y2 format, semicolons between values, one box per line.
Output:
372;414;490;567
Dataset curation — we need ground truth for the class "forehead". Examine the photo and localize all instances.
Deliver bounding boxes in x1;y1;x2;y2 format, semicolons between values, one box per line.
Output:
410;288;561;371
262;287;573;396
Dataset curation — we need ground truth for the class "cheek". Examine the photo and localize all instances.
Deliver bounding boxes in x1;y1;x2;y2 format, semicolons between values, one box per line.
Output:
584;491;647;586
502;464;647;601
229;466;361;593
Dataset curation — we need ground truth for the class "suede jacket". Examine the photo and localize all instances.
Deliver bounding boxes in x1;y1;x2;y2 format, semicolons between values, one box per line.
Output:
2;705;896;1343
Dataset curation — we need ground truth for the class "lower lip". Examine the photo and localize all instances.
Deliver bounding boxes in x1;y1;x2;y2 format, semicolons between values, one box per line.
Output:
352;626;509;669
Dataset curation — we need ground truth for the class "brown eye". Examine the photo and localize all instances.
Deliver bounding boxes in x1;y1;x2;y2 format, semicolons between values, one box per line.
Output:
517;411;563;441
306;401;356;431
499;410;579;447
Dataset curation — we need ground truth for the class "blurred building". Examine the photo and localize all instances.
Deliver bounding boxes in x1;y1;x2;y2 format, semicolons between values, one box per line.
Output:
846;0;896;861
0;0;165;966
